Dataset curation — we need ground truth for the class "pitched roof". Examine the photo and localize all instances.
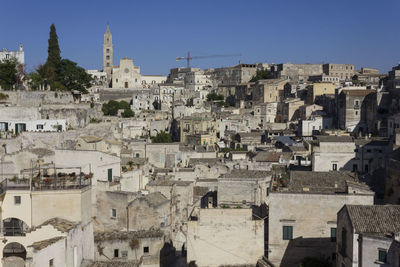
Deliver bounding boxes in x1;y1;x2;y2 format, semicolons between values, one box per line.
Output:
345;205;400;234
88;261;139;267
28;218;78;233
281;171;370;194
220;170;272;179
94;230;163;242
317;135;354;143
28;236;65;251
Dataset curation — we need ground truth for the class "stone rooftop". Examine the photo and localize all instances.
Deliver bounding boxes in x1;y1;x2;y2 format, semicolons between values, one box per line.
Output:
87;261;139;267
94;229;163;242
28;236;65;251
220;170;272;179
254;152;281;162
147;179;192;187
277;171;371;194
345;205;400;234
129;192;169;207
80;135;103;143
317;135;354;143
28;217;78;233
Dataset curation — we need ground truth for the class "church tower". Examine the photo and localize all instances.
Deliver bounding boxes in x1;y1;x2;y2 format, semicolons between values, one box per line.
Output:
103;25;113;81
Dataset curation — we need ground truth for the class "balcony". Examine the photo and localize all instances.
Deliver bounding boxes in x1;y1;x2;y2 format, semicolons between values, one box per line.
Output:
0;175;91;194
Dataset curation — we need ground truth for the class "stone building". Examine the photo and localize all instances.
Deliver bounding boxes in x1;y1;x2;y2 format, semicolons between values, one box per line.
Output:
218;170;272;206
0;44;24;65
272;63;323;82
307;82;336;104
187;208;264;267
337;89;377;134
337;205;400;267
103;25;113;82
212;64;257;86
323;63;354;81
94;230;165;266
112;58;142;88
252;78;291;104
267;171;374;266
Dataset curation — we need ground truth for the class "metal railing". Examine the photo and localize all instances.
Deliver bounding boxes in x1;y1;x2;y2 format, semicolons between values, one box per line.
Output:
0;177;91;194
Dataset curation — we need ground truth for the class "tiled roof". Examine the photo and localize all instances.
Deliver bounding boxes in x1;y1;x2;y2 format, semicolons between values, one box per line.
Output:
254;152;281;162
28;236;65;251
28;218;78;233
282;171;371;194
317;135;354;143
88;261;139;267
220;170;272;179
345;205;400;234
94;230;163;242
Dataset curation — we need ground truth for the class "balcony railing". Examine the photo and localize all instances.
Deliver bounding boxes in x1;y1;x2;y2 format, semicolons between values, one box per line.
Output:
0;176;91;194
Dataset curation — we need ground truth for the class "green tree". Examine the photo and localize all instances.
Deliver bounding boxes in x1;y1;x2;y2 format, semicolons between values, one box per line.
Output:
206;93;224;101
250;69;271;82
102;100;120;116
57;59;92;93
121;109;135;118
46;24;61;70
118;100;131;110
153;100;161;110
0;59;18;90
151;131;173;143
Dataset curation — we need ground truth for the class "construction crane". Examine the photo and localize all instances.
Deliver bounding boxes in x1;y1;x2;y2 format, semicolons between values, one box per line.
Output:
176;51;241;68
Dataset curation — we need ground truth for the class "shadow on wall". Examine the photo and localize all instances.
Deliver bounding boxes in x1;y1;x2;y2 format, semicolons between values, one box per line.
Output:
280;237;335;267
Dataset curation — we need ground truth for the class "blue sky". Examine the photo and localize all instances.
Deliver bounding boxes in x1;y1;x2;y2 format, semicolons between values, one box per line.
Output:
1;0;399;75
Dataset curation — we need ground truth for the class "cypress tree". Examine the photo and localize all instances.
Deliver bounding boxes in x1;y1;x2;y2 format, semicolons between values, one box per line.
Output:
46;24;61;70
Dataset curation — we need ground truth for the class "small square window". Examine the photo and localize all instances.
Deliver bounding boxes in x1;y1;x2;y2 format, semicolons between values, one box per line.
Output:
14;196;21;205
378;249;387;263
143;246;149;253
332;163;337;171
114;249;119;258
283;226;293;240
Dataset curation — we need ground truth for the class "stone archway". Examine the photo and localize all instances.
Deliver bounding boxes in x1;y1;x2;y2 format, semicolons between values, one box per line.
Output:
3;242;26;260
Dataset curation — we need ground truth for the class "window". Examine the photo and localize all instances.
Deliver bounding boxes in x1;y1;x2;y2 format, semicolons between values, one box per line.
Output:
106;63;110;67
106;49;110;53
14;196;21;205
143;246;149;253
114;249;119;258
108;168;112;182
355;111;358;116
49;259;54;267
36;124;44;130
378;249;387;263
332;163;337;171
111;208;116;218
330;228;337;242
121;251;128;258
283;226;293;240
136;153;139;158
341;228;347;256
106;56;110;60
353;164;358;172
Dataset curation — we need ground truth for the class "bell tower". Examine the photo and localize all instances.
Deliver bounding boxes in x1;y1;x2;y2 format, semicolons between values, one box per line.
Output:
103;25;113;82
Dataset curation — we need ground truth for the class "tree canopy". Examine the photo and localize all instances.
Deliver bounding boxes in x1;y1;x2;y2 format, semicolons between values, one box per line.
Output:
250;69;272;82
151;131;173;143
102;100;133;117
28;24;92;93
0;58;24;90
207;93;224;101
